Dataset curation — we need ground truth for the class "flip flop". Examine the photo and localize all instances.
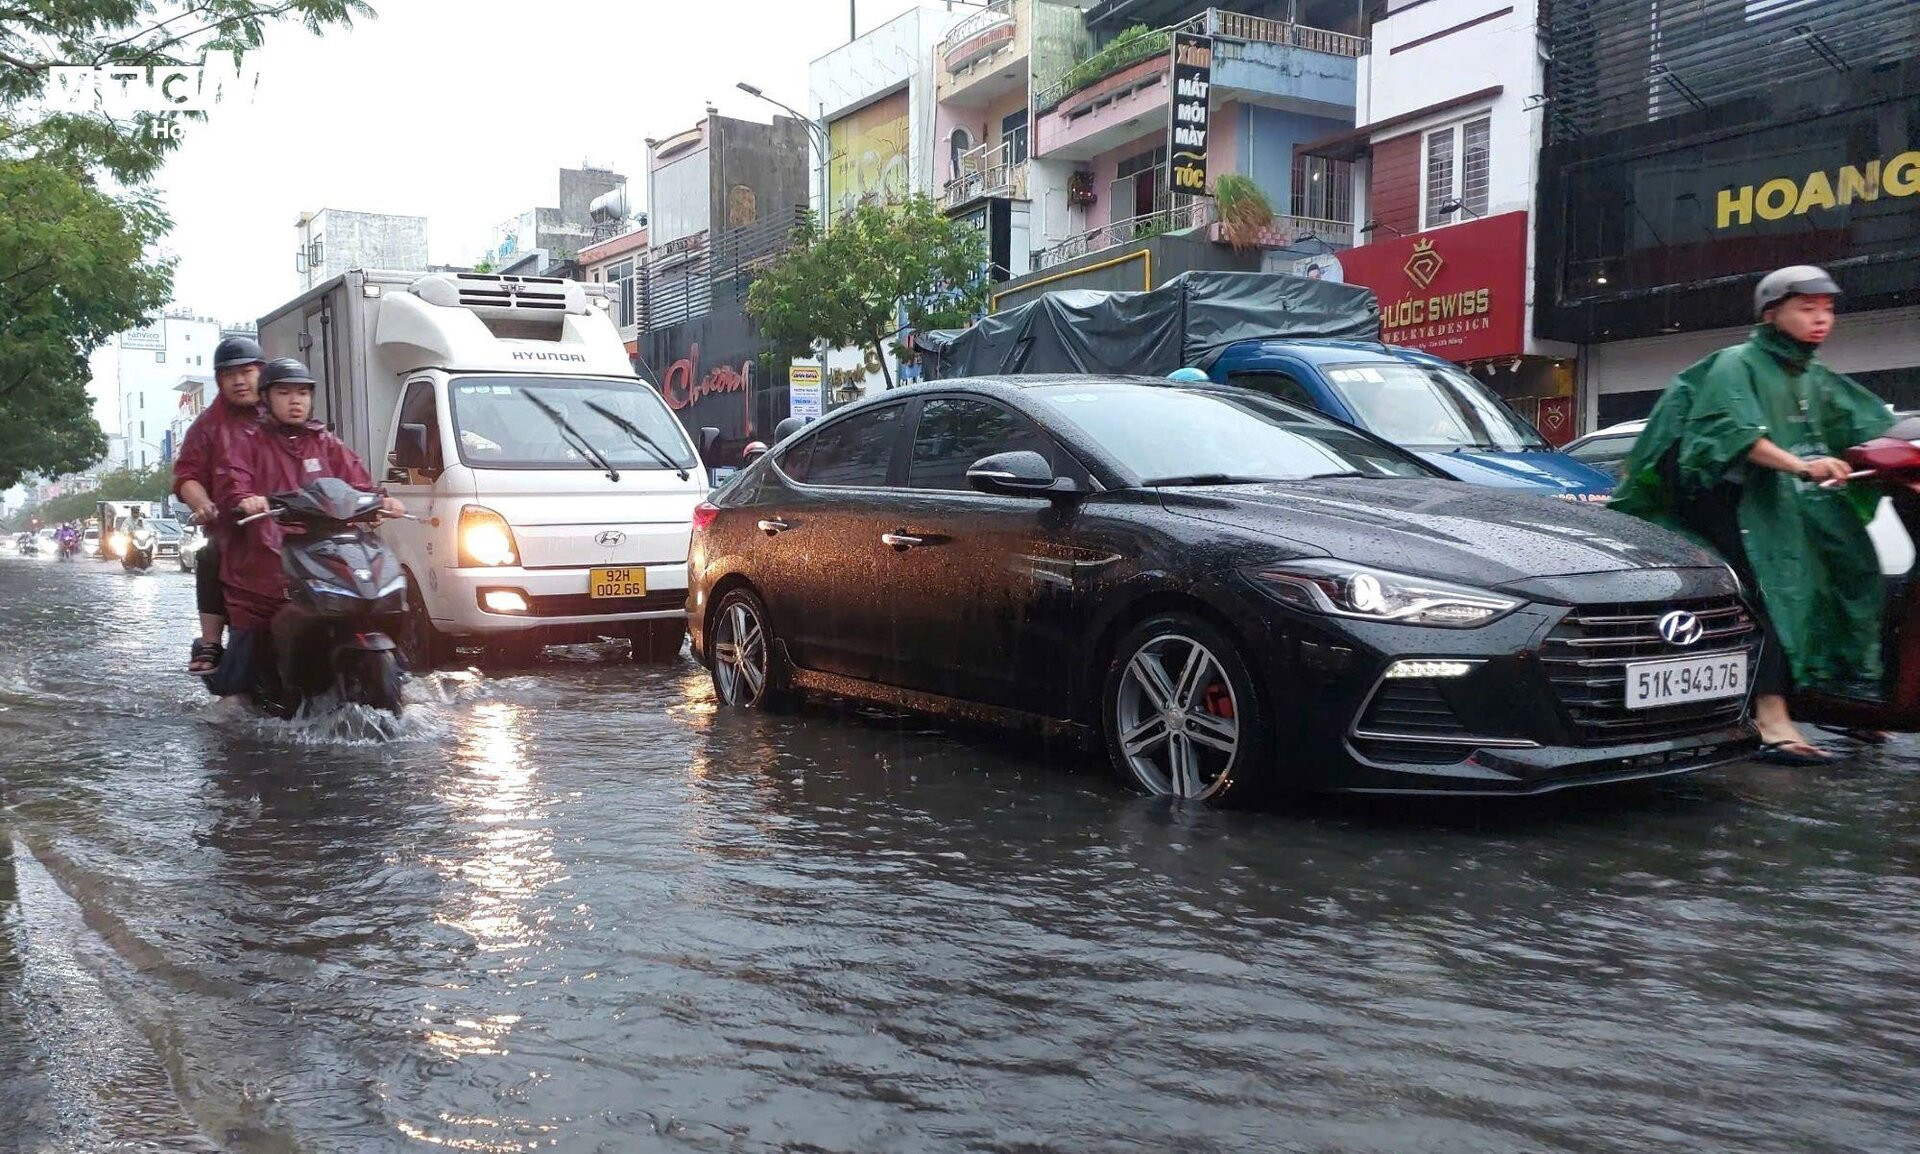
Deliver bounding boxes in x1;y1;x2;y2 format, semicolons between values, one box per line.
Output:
1753;740;1842;767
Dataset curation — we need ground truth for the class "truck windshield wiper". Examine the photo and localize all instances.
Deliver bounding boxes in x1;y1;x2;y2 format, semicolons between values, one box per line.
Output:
524;390;619;483
583;399;689;481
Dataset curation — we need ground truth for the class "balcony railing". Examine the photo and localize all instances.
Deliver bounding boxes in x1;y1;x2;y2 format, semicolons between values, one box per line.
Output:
943;139;1028;210
1034;8;1368;113
1035;197;1214;269
938;0;1015;62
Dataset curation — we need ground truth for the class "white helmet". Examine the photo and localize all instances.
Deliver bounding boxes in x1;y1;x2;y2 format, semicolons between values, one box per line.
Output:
1754;265;1841;319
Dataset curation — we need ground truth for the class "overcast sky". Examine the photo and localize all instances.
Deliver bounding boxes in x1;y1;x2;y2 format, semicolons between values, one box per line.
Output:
153;0;923;324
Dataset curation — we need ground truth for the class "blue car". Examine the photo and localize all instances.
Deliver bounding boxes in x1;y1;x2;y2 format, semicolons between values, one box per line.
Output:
1203;340;1614;499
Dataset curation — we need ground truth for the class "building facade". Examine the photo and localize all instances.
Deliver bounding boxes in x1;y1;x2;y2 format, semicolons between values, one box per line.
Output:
1531;0;1920;429
295;209;429;290
482;167;627;277
634;112;812;454
1295;0;1577;435
940;0;1369;303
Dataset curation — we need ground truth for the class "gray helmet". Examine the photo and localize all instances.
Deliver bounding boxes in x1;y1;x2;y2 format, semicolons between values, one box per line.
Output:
1754;265;1841;319
260;357;316;391
213;335;265;369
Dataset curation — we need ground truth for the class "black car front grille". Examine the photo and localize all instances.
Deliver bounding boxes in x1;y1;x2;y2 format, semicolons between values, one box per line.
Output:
1542;597;1759;744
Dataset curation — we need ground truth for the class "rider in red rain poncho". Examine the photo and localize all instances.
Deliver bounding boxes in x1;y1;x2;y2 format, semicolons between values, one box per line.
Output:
212;358;403;696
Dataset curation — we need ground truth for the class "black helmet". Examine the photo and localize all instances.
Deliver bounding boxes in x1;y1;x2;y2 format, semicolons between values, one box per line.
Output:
772;416;809;442
260;357;316;390
213;335;266;369
1754;265;1841;319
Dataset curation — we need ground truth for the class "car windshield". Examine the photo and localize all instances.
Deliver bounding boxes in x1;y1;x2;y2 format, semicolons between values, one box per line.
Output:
150;520;182;539
448;376;697;470
1567;433;1637;463
1320;361;1548;453
1034;384;1435;484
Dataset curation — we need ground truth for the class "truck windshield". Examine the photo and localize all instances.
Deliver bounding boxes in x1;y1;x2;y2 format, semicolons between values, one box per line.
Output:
1321;362;1548;453
448;376;697;471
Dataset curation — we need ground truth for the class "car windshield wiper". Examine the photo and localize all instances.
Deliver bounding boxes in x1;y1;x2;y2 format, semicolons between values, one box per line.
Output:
583;399;689;481
1140;473;1280;487
1303;470;1370;479
525;390;619;482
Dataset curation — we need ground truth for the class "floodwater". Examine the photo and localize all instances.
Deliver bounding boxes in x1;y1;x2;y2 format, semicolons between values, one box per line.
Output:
1;552;1916;1153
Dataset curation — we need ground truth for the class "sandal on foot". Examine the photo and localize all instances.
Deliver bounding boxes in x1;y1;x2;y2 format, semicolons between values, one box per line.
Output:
1754;740;1841;767
188;639;224;676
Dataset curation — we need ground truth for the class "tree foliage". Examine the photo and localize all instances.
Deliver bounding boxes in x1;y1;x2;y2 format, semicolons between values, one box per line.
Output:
0;157;172;488
1;464;170;532
746;195;990;389
0;2;372;488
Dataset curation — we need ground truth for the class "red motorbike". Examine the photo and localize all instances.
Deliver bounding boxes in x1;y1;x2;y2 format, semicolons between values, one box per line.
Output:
1794;416;1920;730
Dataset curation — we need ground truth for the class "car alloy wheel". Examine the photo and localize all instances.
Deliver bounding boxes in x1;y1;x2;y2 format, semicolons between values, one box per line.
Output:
710;589;786;708
1106;614;1266;802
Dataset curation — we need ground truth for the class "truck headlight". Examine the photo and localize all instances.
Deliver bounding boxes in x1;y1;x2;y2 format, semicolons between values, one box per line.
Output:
457;505;519;567
1254;560;1521;628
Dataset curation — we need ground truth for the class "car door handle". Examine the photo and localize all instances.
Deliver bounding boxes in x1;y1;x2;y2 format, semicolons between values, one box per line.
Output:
880;532;925;550
757;518;791;536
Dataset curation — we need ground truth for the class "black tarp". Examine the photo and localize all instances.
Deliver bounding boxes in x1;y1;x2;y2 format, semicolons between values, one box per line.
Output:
920;271;1380;379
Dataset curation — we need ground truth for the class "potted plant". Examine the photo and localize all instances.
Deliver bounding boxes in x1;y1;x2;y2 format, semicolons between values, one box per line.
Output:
1068;170;1097;209
1213;174;1276;251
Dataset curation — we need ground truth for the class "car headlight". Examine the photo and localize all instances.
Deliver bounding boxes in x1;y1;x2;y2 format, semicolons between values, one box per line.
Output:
457;505;519;567
1254;560;1521;628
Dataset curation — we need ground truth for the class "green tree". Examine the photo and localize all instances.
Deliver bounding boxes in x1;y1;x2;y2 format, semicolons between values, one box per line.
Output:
0;2;373;488
746;195;990;390
1;464;171;532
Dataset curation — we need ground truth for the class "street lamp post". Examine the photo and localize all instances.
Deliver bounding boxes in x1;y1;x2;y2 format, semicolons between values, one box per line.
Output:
737;82;832;227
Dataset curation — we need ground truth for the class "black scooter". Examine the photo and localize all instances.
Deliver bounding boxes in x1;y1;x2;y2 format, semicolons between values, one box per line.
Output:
227;478;411;718
121;523;155;571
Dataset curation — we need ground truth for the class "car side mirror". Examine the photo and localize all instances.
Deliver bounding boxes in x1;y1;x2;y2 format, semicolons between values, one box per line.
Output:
698;426;722;465
392;423;430;468
967;450;1077;499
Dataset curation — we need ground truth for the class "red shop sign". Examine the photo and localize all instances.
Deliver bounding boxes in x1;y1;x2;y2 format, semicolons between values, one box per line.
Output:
1338;210;1528;362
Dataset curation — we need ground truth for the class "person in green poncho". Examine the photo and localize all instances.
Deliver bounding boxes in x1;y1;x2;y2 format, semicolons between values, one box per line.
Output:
1611;266;1893;766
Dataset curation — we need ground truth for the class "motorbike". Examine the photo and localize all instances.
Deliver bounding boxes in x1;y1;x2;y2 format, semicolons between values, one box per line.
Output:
219;478;412;719
1794;415;1920;731
120;524;155;572
56;535;79;561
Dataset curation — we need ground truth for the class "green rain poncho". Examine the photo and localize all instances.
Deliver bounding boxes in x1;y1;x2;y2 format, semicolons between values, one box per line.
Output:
1611;324;1893;695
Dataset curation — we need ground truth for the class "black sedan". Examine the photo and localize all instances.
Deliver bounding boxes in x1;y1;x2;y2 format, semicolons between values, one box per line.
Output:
688;377;1759;802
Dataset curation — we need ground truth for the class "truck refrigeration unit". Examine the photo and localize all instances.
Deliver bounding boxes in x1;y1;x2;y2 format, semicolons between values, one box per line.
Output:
259;269;717;666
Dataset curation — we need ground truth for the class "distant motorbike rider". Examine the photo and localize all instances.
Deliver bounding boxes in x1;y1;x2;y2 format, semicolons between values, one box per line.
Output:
1611;266;1892;764
174;334;266;674
213;358;404;700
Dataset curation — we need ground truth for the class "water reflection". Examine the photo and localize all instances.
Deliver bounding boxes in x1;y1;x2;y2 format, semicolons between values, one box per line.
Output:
3;555;1920;1154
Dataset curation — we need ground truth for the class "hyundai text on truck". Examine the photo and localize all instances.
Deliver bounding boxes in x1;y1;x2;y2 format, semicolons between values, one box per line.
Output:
259;269;714;666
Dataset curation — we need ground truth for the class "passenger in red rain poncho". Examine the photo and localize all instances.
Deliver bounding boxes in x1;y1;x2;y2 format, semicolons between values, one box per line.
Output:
211;358;404;698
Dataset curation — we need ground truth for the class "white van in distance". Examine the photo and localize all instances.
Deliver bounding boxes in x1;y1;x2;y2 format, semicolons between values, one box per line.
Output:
260;269;716;665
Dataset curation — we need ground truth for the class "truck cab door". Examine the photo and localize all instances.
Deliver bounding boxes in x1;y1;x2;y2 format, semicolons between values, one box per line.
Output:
384;378;451;619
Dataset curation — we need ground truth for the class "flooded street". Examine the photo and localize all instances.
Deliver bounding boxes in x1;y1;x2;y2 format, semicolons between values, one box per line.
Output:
2;553;1917;1153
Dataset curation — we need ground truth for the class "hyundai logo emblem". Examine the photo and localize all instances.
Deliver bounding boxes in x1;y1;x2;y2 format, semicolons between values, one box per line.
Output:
1658;609;1705;647
594;530;626;547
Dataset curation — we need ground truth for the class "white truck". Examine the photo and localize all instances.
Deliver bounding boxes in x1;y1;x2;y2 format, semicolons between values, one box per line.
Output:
258;269;717;666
